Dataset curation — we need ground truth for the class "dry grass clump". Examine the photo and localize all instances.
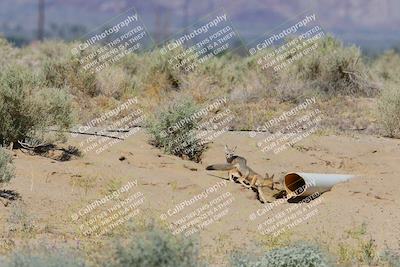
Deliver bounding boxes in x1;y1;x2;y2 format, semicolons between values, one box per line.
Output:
96;67;134;99
0;37;18;69
372;50;400;83
287;36;377;97
378;83;400;137
43;57;98;97
372;51;400;137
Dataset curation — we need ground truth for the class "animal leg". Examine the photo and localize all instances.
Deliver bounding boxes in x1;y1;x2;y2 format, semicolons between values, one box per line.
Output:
257;186;268;203
249;176;257;187
238;177;251;188
228;170;235;182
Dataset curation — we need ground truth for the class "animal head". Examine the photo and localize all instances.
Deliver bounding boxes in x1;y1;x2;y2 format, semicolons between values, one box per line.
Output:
262;173;275;189
264;172;274;180
224;145;237;160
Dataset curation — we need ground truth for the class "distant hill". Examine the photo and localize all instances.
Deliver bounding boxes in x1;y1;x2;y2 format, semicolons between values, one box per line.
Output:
1;0;399;53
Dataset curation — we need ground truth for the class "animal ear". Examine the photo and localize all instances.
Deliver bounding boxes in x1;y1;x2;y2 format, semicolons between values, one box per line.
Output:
224;145;228;151
265;173;275;180
233;146;237;152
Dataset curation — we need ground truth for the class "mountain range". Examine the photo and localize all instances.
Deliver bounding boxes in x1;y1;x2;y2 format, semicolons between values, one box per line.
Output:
0;0;399;53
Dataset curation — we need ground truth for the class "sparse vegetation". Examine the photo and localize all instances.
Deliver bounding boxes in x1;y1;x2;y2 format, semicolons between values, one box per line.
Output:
7;201;36;235
372;50;400;83
0;149;14;186
230;243;334;267
0;226;203;267
381;249;400;267
1;36;398;137
336;224;381;266
3;245;86;267
289;36;376;97
69;175;97;195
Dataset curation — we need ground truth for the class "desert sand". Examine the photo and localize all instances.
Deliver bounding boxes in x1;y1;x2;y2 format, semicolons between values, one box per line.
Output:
1;129;399;264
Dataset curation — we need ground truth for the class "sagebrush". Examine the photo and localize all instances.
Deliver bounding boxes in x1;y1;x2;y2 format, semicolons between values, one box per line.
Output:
108;228;203;267
2;36;398;135
2;246;86;267
147;98;206;162
230;243;334;267
0;65;74;146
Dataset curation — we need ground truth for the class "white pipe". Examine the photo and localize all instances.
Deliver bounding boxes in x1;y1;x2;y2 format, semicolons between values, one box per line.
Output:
284;172;355;197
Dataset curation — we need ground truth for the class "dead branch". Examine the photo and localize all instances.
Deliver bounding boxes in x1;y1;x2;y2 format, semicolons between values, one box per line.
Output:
45;129;124;140
18;140;54;151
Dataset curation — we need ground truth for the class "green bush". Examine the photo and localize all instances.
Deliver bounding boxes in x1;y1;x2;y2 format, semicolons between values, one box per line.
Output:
0;148;15;186
381;249;400;267
378;83;400;137
109;228;203;267
0;65;74;146
230;243;334;267
147;98;206;162
3;246;86;267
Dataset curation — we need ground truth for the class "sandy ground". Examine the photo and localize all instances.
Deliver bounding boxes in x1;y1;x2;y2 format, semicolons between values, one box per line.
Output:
1;129;399;264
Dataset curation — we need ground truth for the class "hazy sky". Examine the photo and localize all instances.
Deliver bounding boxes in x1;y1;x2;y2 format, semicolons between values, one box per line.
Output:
0;0;399;52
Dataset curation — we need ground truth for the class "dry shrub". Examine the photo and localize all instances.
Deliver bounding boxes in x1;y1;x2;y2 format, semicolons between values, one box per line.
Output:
372;50;400;83
0;37;17;69
143;45;194;90
179;72;217;103
228;98;285;131
96;67;133;99
142;71;172;104
378;83;400;137
287;35;376;97
43;58;98;97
